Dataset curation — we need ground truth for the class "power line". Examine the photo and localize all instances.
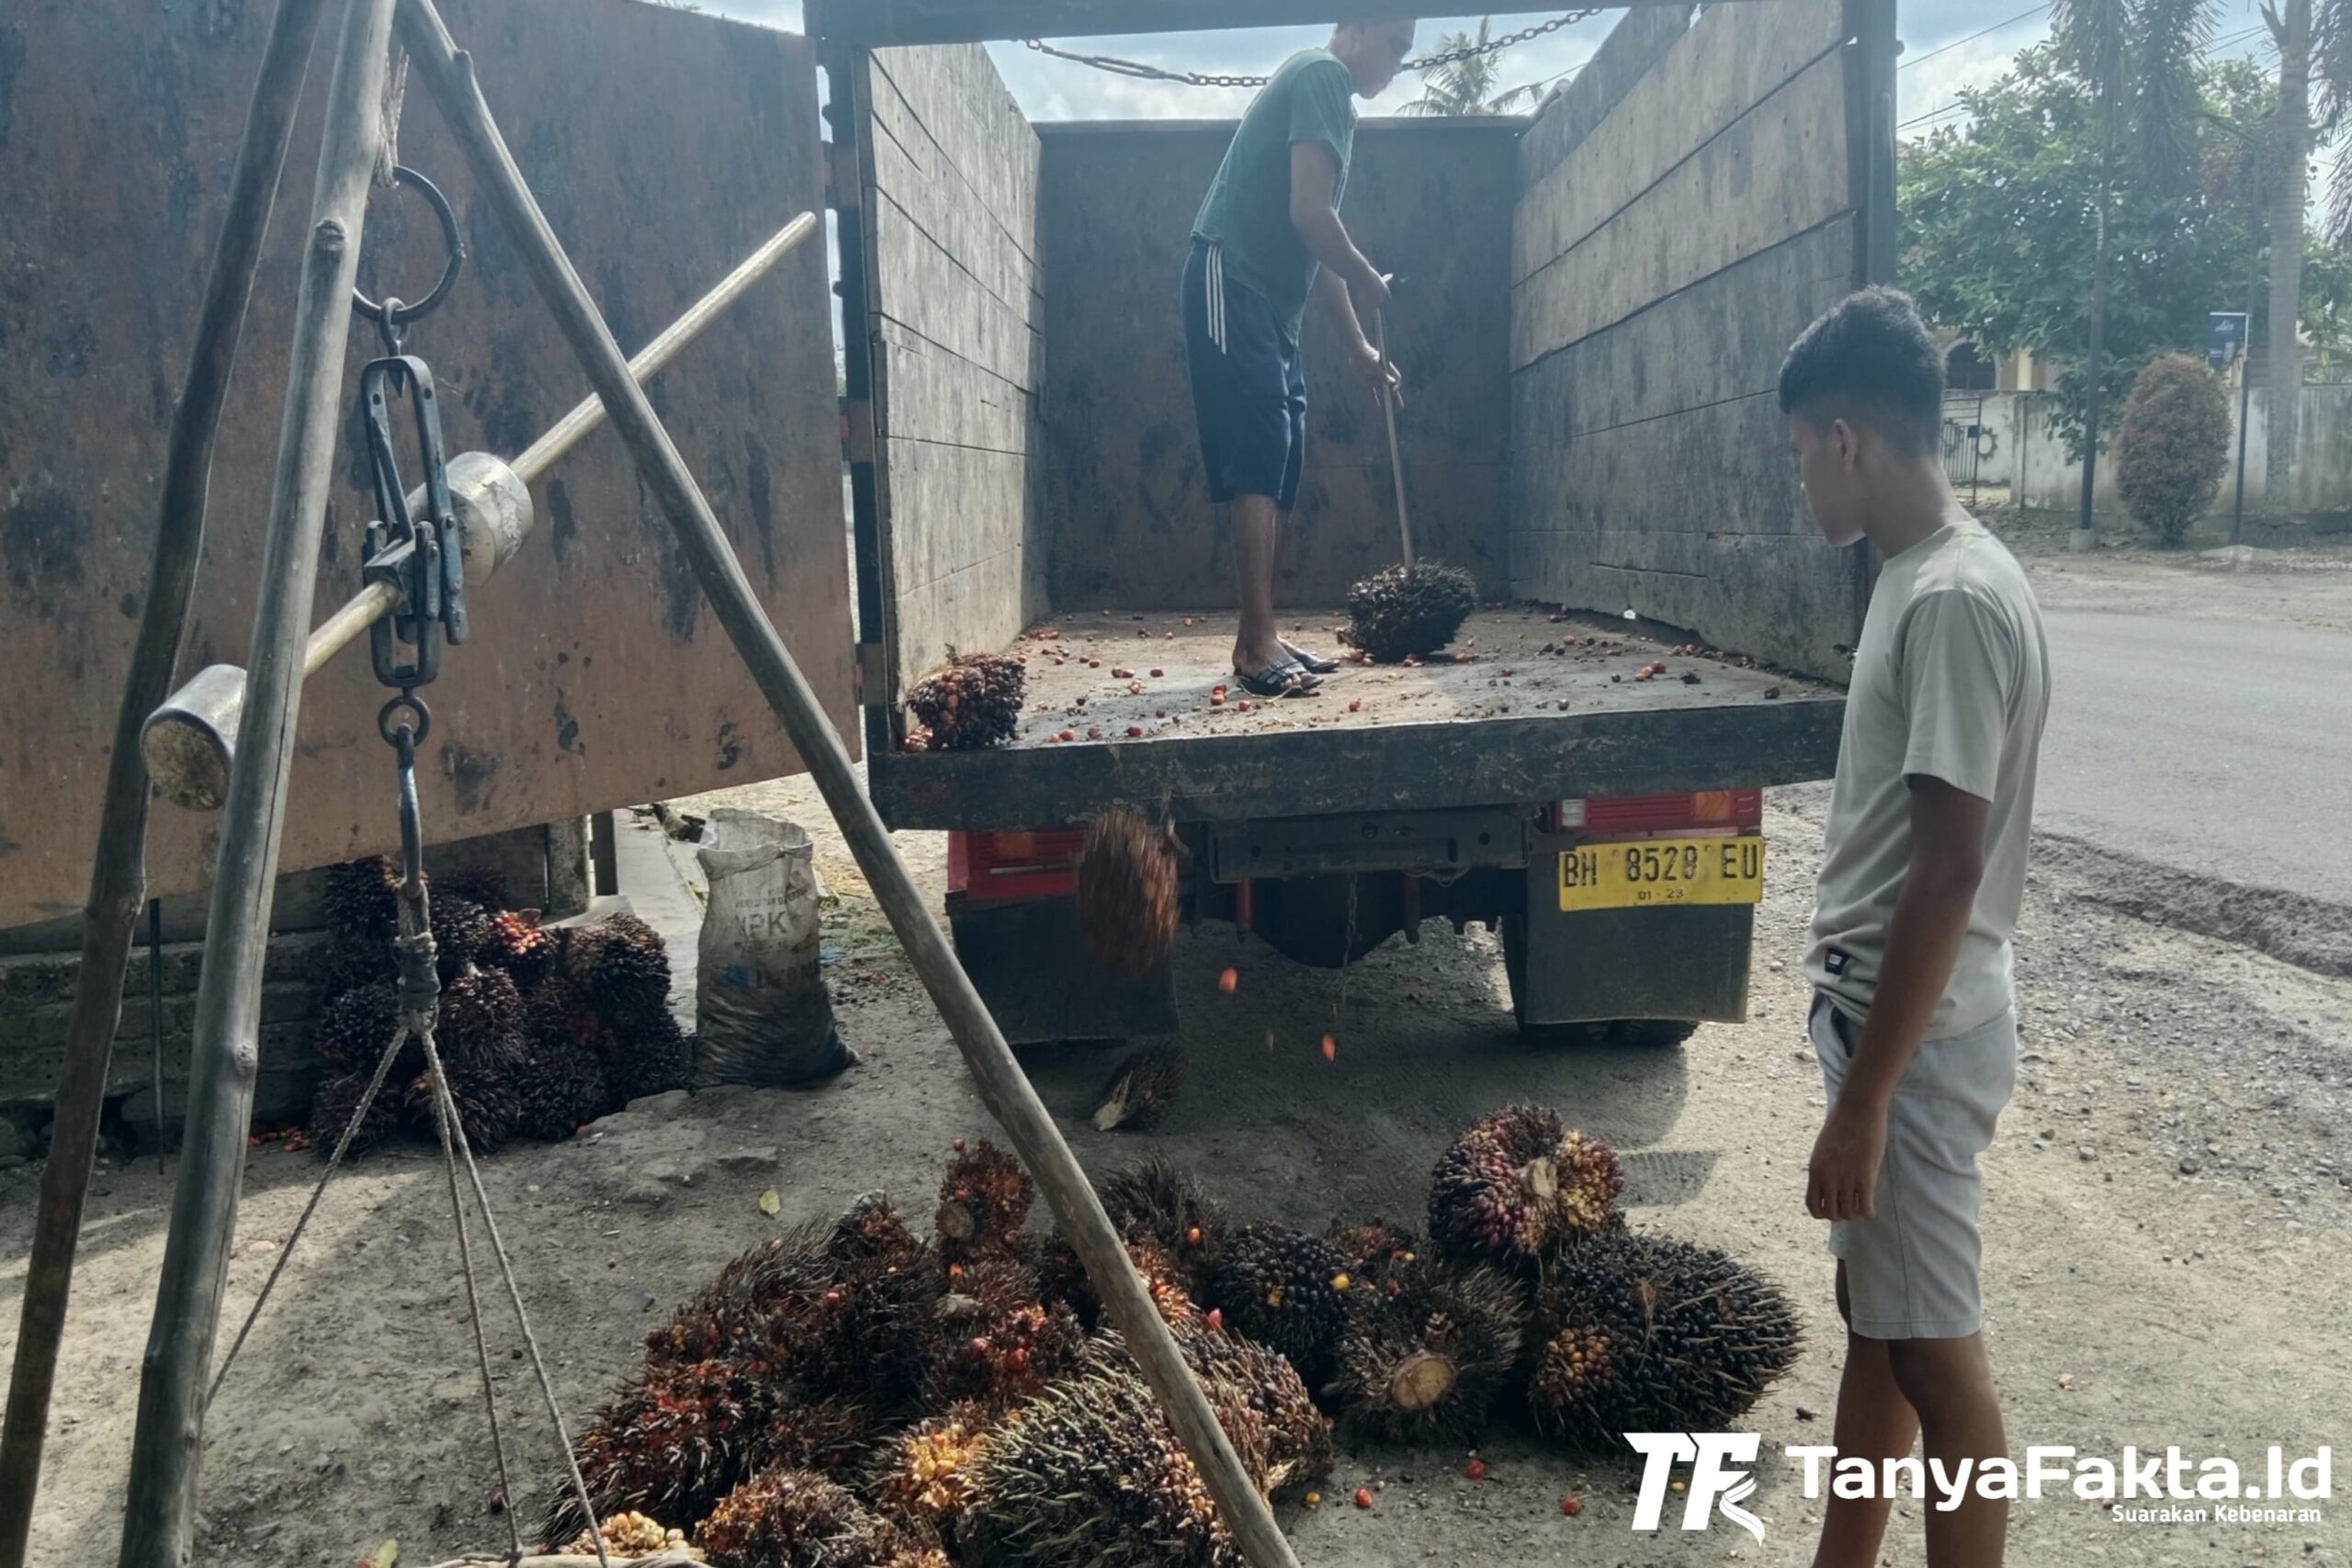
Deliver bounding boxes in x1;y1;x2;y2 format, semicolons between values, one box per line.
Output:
1900;4;2050;73
1896;19;2286;135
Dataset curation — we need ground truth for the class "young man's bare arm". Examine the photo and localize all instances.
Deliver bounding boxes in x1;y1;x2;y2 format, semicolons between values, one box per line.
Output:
1807;776;1989;1222
1289;141;1385;306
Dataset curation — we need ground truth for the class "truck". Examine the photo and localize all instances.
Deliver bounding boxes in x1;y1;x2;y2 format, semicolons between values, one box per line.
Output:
817;0;1897;1045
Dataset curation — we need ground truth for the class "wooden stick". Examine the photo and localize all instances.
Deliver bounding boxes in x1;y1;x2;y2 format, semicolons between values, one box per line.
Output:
0;2;337;1561
424;1554;699;1568
391;8;1301;1566
115;3;403;1563
1374;309;1414;570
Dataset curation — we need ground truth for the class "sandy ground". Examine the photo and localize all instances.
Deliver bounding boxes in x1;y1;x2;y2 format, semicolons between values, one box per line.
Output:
2;760;2346;1566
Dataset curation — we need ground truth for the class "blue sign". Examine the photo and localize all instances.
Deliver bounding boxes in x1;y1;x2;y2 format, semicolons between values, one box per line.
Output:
2209;311;2250;373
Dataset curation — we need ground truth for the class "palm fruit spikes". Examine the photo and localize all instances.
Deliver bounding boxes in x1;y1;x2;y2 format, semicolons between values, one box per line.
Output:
1526;1228;1802;1449
1324;1218;1425;1303
565;910;672;1022
510;1037;611;1143
435;963;529;1077
1091;1044;1184;1132
401;1060;524;1154
560;1511;684;1561
311;979;403;1073
1428;1104;1623;1268
1076;807;1182;980
697;1466;908;1568
925;1256;1089;1412
1329;1263;1522;1445
1205;1222;1353;1385
1095;1155;1226;1296
906;650;1025;752
429;890;495;979
322;854;406;942
1343;562;1477;662
865;1404;999;1533
306;1072;403;1162
549;1356;777;1540
934;1140;1034;1260
605;1007;694;1105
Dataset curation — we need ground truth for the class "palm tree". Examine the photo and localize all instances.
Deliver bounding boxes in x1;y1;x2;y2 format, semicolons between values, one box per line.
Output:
1399;18;1543;116
2050;0;2215;542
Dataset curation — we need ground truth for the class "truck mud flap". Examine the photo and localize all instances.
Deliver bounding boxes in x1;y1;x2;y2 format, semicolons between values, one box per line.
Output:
1505;853;1755;1028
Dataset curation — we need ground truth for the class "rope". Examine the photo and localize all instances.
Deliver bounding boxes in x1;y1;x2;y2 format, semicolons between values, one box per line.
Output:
1023;11;1604;93
417;1029;614;1568
207;1020;418;1403
417;1028;532;1565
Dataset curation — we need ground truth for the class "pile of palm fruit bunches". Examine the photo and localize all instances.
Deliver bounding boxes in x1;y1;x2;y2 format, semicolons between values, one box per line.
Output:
548;1106;1801;1566
305;855;692;1159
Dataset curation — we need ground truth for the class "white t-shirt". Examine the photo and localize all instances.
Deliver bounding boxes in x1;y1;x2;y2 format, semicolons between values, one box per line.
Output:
1807;519;2051;1037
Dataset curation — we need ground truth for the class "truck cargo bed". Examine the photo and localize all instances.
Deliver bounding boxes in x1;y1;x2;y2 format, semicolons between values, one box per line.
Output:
868;606;1844;829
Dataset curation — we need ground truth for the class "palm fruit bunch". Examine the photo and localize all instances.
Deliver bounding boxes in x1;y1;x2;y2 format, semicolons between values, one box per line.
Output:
831;1190;926;1270
1329;1262;1522;1445
401;1061;524;1154
1075;808;1182;980
526;975;616;1058
310;979;404;1074
923;1257;1088;1412
560;1511;685;1561
322;854;406;942
1096;1156;1226;1299
959;1363;1243;1568
698;1467;912;1568
1428;1104;1623;1269
435;963;530;1077
1323;1219;1426;1304
1204;1222;1354;1385
1091;1044;1184;1132
312;931;395;1000
605;1007;694;1105
906;651;1025;752
1343;561;1478;662
549;1356;779;1540
1092;1317;1331;1494
509;1036;610;1144
305;1072;404;1161
565;911;672;1022
933;1141;1034;1263
865;1404;1000;1535
479;907;559;987
1525;1228;1801;1449
428;890;496;980
431;865;510;910
1031;1234;1202;1333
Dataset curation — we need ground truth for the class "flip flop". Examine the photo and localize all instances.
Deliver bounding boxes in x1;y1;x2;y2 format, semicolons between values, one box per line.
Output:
1233;659;1321;698
1281;639;1339;674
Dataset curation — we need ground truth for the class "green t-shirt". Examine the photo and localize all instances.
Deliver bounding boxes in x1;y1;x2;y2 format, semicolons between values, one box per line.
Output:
1192;49;1357;343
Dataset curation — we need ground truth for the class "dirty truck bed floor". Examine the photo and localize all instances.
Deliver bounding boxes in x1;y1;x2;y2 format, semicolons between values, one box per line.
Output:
871;607;1845;829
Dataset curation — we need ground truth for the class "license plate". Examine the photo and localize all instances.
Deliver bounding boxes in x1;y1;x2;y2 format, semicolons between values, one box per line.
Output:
1558;836;1766;912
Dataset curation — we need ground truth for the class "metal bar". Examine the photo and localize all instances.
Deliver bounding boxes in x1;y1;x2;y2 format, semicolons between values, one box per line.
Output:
148;901;167;1177
0;1;336;1558
116;2;401;1562
811;0;1755;48
392;6;1302;1564
589;810;618;897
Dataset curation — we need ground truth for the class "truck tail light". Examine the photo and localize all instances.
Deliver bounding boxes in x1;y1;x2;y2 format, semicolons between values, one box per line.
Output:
948;829;1085;902
1573;788;1763;839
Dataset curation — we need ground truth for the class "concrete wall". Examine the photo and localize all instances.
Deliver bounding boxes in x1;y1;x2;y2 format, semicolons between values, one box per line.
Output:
859;43;1049;698
1942;385;2352;520
1507;0;1871;683
0;0;853;932
1034;118;1520;610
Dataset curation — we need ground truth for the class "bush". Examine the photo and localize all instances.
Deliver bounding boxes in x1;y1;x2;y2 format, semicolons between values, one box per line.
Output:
2116;354;2233;547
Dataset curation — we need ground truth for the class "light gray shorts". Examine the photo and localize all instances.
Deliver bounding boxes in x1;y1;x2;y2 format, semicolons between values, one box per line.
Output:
1812;993;2017;1340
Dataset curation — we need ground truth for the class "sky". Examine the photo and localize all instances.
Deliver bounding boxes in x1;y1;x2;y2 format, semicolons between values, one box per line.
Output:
701;2;2286;128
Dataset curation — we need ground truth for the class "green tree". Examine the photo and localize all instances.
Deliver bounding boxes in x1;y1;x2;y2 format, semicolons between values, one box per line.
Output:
1398;18;1542;116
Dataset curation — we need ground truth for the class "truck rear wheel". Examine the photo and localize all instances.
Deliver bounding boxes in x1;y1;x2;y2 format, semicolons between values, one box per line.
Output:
1500;914;1697;1046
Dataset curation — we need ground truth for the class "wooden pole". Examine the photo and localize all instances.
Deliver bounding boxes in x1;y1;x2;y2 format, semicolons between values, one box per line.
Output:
115;2;402;1562
390;6;1302;1564
0;1;336;1559
1373;309;1413;570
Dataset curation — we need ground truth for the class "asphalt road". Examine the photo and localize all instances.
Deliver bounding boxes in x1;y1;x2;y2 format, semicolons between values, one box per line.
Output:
2038;605;2352;907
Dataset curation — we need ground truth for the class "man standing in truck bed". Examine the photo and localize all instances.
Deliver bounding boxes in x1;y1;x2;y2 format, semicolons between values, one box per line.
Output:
1184;18;1413;699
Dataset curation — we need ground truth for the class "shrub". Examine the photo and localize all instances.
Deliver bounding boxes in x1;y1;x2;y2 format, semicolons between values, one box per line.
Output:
2115;354;2233;547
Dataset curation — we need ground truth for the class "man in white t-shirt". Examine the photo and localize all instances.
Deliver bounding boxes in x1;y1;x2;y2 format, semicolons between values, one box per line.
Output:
1780;288;2051;1568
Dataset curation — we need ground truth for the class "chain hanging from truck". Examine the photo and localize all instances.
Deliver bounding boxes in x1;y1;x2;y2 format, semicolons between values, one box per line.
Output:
1022;9;1604;91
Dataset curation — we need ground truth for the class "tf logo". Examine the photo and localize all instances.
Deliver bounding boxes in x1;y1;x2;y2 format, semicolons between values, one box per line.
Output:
1625;1433;1767;1543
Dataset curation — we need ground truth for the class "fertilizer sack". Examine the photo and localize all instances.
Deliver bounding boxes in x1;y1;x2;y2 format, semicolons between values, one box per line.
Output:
695;808;850;1086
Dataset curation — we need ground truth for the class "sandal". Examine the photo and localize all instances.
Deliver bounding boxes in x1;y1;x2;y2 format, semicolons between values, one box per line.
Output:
1233;659;1321;698
1281;639;1339;674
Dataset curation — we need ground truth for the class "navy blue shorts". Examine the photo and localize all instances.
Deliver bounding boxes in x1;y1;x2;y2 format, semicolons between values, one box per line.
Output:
1182;239;1307;512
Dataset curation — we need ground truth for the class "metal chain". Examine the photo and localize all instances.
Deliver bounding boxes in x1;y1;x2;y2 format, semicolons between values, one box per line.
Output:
1023;11;1602;93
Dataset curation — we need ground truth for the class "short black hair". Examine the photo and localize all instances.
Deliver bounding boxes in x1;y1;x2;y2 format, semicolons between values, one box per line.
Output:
1777;287;1945;456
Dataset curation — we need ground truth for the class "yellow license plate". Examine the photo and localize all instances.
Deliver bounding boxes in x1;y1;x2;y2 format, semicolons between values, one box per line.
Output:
1558;836;1766;912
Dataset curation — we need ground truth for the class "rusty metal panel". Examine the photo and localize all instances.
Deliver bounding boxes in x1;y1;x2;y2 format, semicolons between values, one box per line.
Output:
0;0;853;930
1036;119;1518;610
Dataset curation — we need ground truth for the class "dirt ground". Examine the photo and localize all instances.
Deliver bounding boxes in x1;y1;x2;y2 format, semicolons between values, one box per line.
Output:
4;558;2350;1566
